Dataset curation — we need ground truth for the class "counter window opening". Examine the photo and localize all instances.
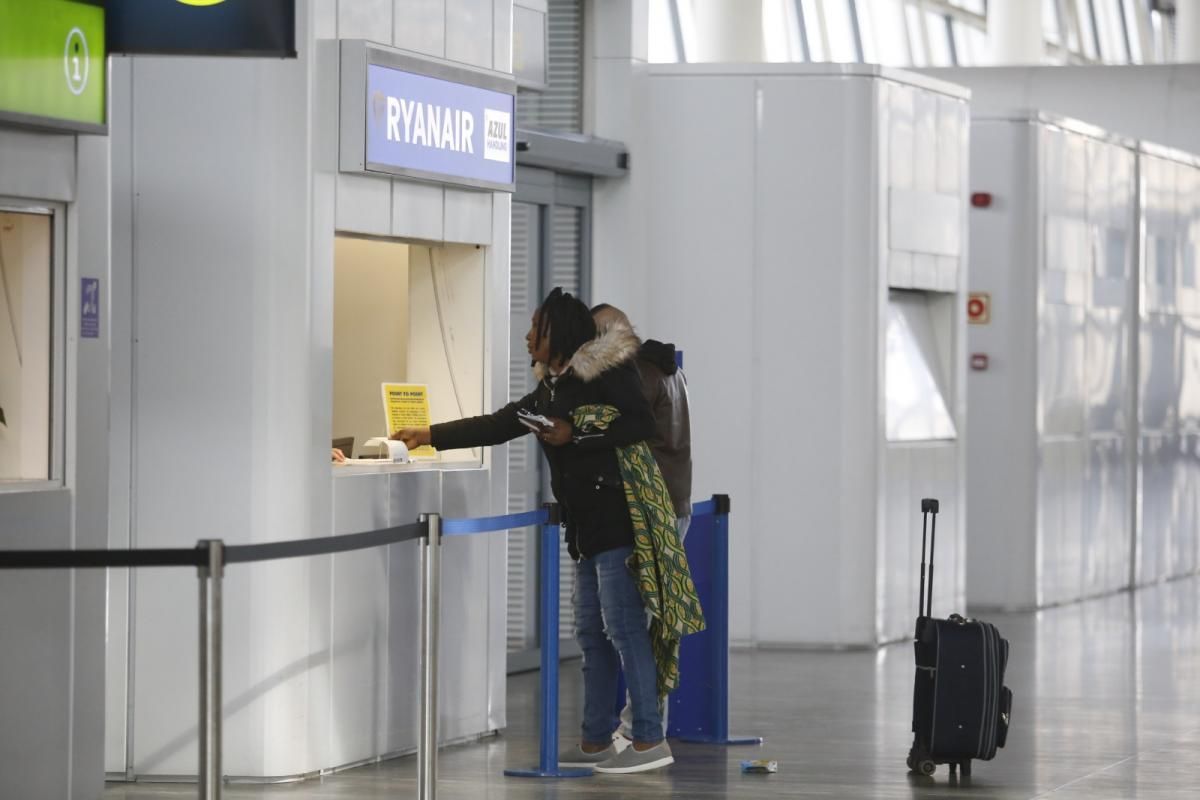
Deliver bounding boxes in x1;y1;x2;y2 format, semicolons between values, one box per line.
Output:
886;288;958;443
0;205;62;490
332;234;485;469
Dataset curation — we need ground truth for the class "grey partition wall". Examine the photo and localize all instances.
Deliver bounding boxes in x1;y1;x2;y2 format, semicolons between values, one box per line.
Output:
1138;144;1200;587
105;0;515;782
967;114;1138;611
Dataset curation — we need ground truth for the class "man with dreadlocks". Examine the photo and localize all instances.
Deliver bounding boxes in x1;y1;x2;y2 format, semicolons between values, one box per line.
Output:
393;287;689;774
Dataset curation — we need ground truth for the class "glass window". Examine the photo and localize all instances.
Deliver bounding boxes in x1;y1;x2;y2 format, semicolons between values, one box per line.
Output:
1093;0;1129;61
801;0;829;60
648;0;680;63
905;3;928;65
332;236;486;467
822;0;861;61
0;210;53;484
764;0;808;61
951;19;986;65
1074;0;1099;58
949;0;985;13
1150;9;1170;62
861;0;910;64
1044;0;1063;45
1120;0;1143;62
925;11;954;65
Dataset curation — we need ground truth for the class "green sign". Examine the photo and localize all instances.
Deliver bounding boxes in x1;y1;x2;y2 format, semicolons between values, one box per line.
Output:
0;0;106;132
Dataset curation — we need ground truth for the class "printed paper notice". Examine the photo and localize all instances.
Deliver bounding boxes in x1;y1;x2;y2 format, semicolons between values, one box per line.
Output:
382;383;436;458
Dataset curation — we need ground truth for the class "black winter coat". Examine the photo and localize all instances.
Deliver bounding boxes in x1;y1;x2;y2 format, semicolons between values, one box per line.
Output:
430;325;654;559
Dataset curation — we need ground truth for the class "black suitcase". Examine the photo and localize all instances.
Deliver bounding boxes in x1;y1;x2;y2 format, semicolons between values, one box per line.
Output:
907;498;1013;777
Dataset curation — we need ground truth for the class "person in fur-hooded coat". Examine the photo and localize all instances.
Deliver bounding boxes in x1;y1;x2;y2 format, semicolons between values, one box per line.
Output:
393;288;675;771
395;287;653;560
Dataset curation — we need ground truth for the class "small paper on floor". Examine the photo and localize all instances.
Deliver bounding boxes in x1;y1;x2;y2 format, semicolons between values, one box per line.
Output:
740;759;778;774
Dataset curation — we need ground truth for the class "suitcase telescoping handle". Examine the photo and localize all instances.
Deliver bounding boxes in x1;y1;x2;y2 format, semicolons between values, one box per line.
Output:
918;498;939;618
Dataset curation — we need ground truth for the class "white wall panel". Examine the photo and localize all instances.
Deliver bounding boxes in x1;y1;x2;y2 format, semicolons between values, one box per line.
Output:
753;75;880;646
645;74;757;642
966;121;1039;611
444;188;494;244
889;189;961;257
969;116;1138;611
447;0;495;67
644;65;969;647
0;129;74;202
394;0;447;56
110;0;515;780
392;181;445;242
338;174;393;236
339;0;394;42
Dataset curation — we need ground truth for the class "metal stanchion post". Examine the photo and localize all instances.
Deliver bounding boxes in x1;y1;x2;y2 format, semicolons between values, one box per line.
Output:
197;540;225;800
418;515;441;800
711;496;761;746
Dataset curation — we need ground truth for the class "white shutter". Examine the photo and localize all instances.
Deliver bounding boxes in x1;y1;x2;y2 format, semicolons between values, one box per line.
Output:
516;0;584;132
507;202;540;652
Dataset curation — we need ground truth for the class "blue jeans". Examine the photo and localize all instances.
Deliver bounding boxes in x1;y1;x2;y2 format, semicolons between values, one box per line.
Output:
574;545;663;745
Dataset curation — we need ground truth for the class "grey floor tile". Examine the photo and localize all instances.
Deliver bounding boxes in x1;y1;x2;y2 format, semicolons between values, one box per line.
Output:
106;575;1200;799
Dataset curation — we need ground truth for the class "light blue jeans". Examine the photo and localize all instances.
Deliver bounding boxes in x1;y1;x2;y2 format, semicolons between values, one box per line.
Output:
574;545;663;745
618;515;690;738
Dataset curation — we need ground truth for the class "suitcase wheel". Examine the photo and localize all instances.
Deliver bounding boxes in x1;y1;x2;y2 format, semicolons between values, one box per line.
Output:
918;759;936;776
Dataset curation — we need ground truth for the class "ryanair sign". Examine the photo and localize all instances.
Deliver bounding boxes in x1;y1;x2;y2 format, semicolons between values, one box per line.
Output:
341;41;516;193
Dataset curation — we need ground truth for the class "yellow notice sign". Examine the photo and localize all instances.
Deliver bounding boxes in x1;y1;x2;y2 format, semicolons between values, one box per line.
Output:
382;383;436;458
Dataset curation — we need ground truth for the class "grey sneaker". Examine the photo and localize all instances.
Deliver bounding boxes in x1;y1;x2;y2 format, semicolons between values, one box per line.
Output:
558;743;617;768
593;740;674;774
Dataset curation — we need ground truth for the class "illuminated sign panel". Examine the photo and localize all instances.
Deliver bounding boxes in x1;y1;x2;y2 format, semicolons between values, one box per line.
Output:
107;0;296;57
0;0;106;132
341;42;516;193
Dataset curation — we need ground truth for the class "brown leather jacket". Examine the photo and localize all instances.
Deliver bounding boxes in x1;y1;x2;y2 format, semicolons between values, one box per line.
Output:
636;340;692;518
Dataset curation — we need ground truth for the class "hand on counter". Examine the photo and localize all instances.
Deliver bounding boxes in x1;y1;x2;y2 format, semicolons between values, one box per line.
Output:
392;427;432;450
331;448;346;463
537;417;573;447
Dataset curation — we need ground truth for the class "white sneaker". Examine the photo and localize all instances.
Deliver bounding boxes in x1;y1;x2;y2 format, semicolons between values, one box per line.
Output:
593;740;674;774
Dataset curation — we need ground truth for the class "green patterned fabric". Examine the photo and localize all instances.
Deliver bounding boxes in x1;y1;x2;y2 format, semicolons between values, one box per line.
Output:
571;403;706;697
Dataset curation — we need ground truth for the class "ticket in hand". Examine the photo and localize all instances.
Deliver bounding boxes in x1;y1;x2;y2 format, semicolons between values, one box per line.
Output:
517;409;554;430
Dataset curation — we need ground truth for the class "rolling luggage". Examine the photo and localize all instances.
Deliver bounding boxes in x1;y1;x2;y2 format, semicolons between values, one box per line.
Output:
907;498;1012;777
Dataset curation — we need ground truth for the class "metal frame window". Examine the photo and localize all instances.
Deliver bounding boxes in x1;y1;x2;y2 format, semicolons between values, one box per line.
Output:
0;200;66;493
650;0;1167;65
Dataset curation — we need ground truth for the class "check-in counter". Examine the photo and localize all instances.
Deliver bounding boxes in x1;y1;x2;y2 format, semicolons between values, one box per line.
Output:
105;8;517;782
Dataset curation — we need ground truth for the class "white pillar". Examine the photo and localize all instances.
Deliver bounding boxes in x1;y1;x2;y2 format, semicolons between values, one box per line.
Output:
988;0;1044;64
690;0;764;62
1178;0;1200;62
585;0;652;325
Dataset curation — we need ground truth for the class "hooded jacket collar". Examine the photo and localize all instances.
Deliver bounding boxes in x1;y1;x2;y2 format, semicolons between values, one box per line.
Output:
534;323;641;383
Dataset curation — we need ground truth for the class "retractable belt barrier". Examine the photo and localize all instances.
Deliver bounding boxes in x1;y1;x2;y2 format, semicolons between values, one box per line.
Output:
0;492;748;796
0;519;426;800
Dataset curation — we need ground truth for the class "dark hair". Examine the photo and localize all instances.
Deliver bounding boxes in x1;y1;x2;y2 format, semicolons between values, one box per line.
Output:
537;288;595;366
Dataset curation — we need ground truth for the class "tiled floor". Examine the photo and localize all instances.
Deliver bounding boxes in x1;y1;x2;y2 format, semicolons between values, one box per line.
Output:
105;574;1200;798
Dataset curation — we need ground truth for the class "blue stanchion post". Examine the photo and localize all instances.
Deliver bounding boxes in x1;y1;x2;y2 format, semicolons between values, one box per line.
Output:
505;504;592;778
673;495;763;746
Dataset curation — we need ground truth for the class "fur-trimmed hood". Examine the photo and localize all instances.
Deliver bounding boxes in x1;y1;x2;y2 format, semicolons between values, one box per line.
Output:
534;323;641;382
